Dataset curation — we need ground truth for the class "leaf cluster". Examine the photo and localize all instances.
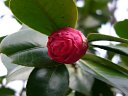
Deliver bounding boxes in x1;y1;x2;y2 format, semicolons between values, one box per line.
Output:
0;0;128;96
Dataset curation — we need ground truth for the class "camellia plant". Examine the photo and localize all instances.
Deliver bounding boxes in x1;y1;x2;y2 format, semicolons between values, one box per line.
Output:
47;27;88;64
0;0;128;96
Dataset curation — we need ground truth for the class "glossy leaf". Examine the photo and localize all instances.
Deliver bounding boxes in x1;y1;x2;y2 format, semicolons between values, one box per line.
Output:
78;54;128;95
87;33;128;44
114;19;128;39
26;65;69;96
6;66;33;83
91;44;128;56
10;47;58;67
0;29;58;67
10;0;78;35
0;28;48;55
82;53;128;73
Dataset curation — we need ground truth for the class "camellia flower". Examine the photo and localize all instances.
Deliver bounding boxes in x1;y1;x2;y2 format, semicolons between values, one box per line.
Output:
47;27;88;64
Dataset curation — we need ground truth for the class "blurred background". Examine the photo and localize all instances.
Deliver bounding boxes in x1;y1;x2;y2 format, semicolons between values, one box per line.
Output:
0;0;128;96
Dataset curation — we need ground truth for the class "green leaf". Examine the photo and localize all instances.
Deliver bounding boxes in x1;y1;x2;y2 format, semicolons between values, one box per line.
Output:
87;33;128;44
6;66;33;83
26;65;69;96
1;54;18;73
67;91;75;96
0;87;15;96
91;0;110;11
4;0;10;7
78;54;128;95
10;0;78;35
0;28;48;55
10;47;58;67
91;44;128;56
106;51;115;60
0;28;58;67
119;55;128;71
75;91;86;96
65;88;72;96
91;79;114;96
120;55;128;67
114;19;128;39
0;36;6;44
0;76;5;83
82;53;128;73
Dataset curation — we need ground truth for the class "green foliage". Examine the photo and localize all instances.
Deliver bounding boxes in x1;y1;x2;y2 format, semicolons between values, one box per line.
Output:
26;65;69;96
91;79;114;96
0;87;15;96
78;54;128;95
6;66;33;83
114;19;128;39
0;76;5;83
10;0;78;35
1;54;18;73
91;44;128;56
0;28;59;67
0;28;47;55
75;91;86;96
120;55;128;67
87;33;128;44
0;0;128;96
0;36;6;44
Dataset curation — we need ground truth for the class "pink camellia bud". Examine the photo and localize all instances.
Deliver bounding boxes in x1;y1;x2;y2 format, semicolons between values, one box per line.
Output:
47;27;88;64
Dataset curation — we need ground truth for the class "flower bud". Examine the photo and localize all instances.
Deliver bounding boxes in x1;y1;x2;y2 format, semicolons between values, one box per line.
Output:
47;27;88;64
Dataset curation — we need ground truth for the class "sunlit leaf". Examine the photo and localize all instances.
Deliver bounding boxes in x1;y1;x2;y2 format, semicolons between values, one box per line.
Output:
10;0;78;35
